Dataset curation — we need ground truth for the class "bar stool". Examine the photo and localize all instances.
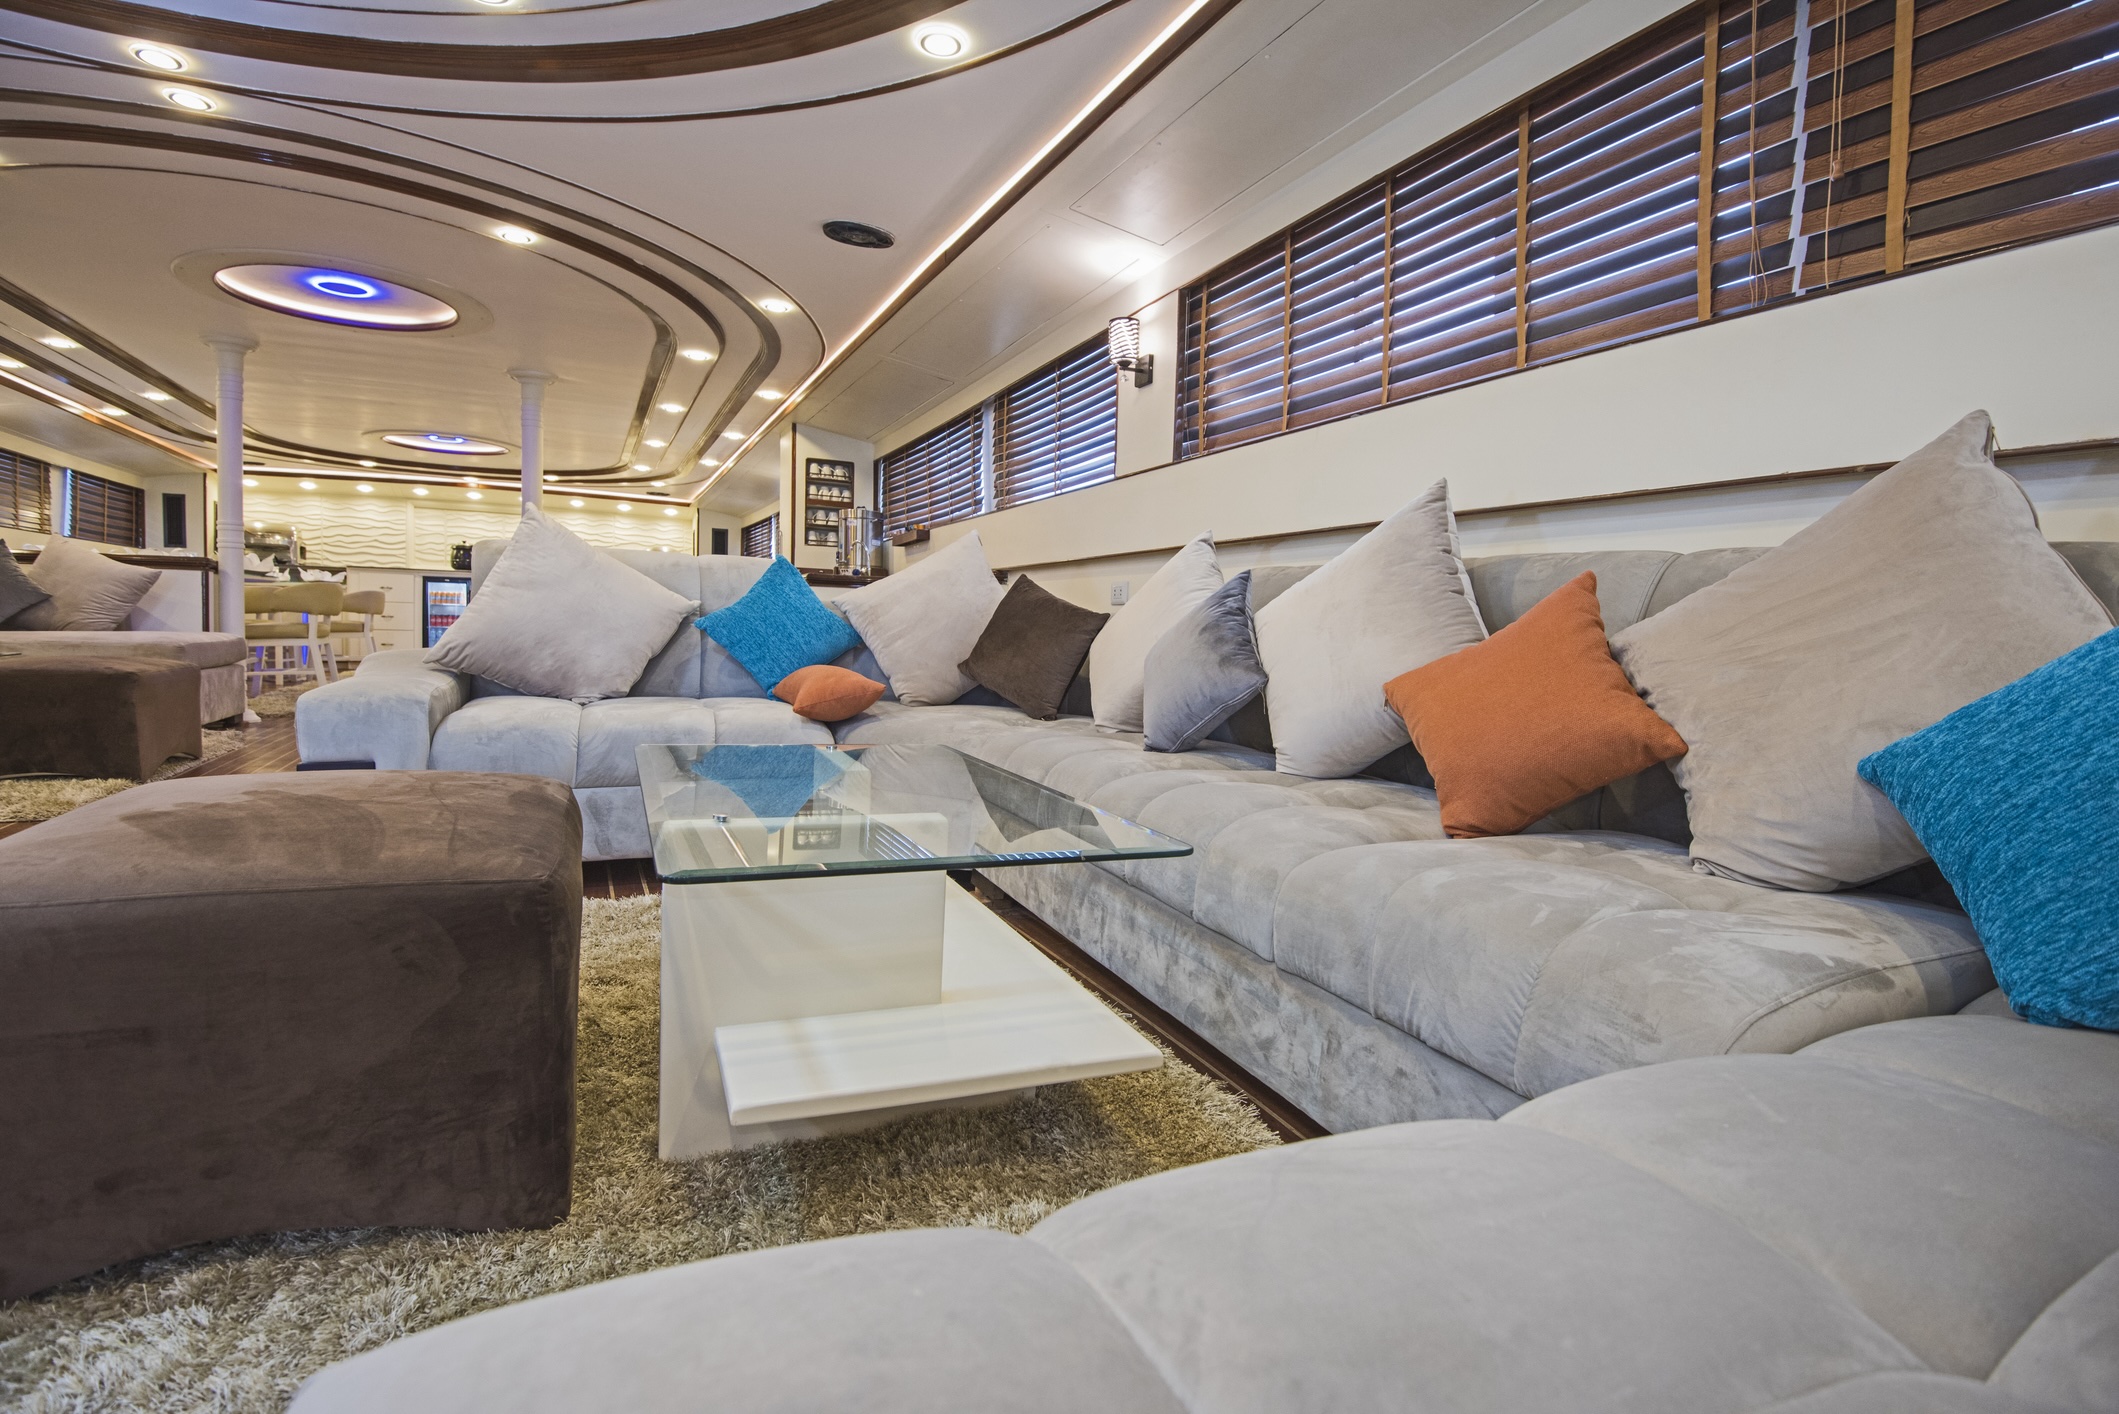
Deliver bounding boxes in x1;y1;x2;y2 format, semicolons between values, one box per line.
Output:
326;589;385;664
244;582;345;694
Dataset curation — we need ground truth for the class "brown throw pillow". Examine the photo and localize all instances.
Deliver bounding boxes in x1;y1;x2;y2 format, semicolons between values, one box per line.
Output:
1384;572;1686;838
960;575;1108;720
774;665;886;723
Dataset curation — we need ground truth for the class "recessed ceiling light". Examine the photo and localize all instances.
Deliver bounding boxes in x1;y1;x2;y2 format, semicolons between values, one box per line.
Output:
912;23;968;58
757;297;796;314
719;430;744;440
242;477;259;487
130;43;187;72
142;390;170;401
163;87;215;112
382;432;507;455
642;438;666;448
678;348;713;362
215;264;457;331
0;357;21;369
413;487;429;496
650;479;667;487
473;0;513;6
657;402;685;414
298;480;318;490
494;225;537;245
631;463;651;471
465;478;481;486
568;498;585;507
39;336;77;349
356;483;373;493
699;457;719;467
465;490;483;500
663;507;678;517
97;406;127;416
757;389;784;401
616;503;631;513
359;459;377;467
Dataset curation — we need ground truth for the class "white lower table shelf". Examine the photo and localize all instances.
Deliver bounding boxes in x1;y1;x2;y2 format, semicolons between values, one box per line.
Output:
659;873;1162;1158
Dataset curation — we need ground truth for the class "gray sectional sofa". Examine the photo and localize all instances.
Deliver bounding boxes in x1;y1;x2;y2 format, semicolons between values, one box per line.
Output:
288;1000;2119;1413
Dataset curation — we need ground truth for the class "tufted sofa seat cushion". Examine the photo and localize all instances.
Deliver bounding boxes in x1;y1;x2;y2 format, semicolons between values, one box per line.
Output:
835;699;1993;1102
430;693;830;787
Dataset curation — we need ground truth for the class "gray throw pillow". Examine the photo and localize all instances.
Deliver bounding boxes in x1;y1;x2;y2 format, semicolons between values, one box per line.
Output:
836;532;1006;706
959;574;1107;720
6;536;161;630
1610;410;2115;892
426;506;699;703
0;540;53;625
1142;571;1265;753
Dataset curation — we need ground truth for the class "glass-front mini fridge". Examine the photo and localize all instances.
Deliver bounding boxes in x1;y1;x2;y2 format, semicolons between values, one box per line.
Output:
422;575;471;647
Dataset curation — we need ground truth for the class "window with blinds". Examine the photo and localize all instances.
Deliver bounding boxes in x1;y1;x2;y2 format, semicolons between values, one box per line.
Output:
64;468;145;548
740;513;778;559
877;406;984;534
994;338;1117;510
1178;0;2119;458
0;448;51;533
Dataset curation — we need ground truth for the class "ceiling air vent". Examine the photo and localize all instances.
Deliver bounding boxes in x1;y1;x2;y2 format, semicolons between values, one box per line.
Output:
822;221;895;250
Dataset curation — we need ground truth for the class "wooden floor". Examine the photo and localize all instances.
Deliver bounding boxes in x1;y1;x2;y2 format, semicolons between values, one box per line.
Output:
5;714;1325;1141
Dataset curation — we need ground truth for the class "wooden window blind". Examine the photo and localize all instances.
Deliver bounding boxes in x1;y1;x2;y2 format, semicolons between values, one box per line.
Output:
0;448;51;533
64;468;145;548
877;406;985;533
740;513;778;559
994;338;1118;509
1178;0;2119;459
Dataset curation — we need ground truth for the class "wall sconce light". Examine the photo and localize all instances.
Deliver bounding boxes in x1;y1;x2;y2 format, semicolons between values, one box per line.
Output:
1107;316;1153;388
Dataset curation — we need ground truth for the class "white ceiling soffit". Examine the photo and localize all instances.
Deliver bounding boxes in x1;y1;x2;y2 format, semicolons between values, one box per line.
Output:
807;0;1603;451
0;0;1197;501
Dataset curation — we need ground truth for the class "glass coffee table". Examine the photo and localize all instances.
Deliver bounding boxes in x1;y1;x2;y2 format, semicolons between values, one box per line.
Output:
637;742;1193;1159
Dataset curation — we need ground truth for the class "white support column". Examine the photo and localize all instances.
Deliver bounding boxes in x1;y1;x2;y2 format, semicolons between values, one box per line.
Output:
511;369;555;514
205;334;258;722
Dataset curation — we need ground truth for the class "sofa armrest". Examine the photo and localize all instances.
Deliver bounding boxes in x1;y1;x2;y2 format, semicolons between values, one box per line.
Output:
295;652;465;770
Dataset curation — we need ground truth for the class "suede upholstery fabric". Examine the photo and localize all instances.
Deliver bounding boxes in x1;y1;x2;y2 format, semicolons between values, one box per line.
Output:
1089;533;1222;732
1385;573;1687;838
428;507;698;702
289;1013;2119;1414
0;771;583;1301
1142;571;1265;754
834;531;1005;705
1254;482;1487;778
0;654;199;779
4;536;162;631
960;574;1108;720
1858;627;2119;1030
1610;412;2114;891
0;539;50;622
0;630;250;726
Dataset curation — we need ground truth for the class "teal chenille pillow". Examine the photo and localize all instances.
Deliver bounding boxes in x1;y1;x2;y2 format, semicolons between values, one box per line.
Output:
1857;626;2119;1030
700;557;862;697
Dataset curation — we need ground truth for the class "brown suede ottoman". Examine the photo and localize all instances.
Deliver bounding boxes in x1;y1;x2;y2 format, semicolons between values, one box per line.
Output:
0;771;583;1300
0;654;201;780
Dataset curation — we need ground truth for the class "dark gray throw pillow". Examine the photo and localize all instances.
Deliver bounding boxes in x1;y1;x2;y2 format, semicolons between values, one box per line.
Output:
0;540;53;626
959;574;1108;720
1143;570;1267;753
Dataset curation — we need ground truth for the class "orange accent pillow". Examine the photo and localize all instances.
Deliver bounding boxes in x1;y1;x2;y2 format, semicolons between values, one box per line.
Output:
774;664;886;723
1383;572;1686;839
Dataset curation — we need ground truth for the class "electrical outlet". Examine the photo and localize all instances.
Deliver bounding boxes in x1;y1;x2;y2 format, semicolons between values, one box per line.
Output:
1109;581;1129;606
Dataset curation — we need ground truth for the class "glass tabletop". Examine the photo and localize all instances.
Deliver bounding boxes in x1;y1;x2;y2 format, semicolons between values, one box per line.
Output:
636;742;1192;884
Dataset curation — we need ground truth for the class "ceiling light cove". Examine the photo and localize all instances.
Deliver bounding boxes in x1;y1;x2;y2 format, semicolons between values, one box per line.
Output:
382;432;508;455
912;23;968;58
163;88;215;112
214;265;458;331
129;43;186;72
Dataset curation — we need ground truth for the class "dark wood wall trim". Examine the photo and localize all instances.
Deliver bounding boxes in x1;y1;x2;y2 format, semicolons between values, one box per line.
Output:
0;0;959;82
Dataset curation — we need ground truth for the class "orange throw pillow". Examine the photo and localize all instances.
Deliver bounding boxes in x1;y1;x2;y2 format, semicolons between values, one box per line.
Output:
774;664;886;723
1383;572;1686;839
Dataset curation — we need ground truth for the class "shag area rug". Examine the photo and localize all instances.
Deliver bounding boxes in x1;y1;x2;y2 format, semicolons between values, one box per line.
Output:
0;730;245;822
248;685;312;718
0;895;1280;1413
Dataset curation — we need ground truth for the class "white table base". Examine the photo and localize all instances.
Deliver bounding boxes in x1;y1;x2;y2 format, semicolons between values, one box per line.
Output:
659;873;1164;1159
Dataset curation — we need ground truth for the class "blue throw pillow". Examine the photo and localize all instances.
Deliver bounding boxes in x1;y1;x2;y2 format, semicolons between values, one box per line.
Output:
699;557;861;697
1857;626;2119;1030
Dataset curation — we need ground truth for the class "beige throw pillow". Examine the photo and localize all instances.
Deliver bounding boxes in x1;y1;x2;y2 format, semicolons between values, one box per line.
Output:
426;506;699;703
8;536;162;630
835;532;1005;706
1254;481;1487;778
1089;533;1222;731
1610;410;2114;892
